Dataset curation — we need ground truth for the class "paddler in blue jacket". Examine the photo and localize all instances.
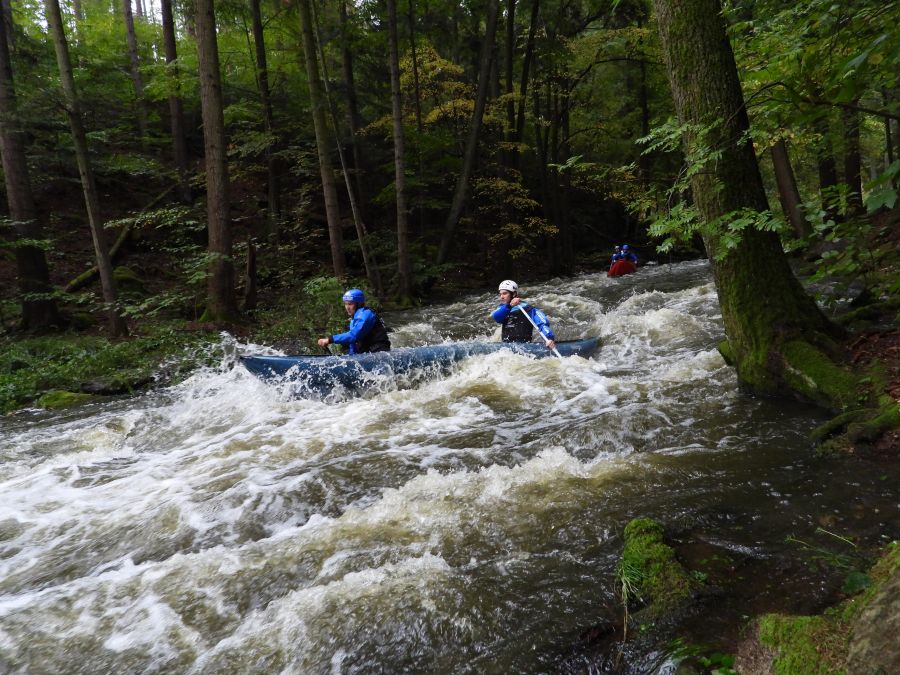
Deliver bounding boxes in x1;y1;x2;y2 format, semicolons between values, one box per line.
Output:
491;280;557;351
318;288;391;354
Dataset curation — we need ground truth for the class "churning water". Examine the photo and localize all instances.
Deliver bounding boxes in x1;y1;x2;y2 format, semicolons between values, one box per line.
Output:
1;261;897;673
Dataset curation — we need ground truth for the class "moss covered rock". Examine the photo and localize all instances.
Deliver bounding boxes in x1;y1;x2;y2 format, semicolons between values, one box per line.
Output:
618;518;698;618
846;544;900;674
739;544;900;675
36;390;96;409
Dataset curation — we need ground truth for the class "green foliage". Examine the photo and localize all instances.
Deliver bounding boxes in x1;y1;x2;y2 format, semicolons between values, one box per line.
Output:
863;161;900;213
474;176;557;259
804;211;898;303
107;206;210;320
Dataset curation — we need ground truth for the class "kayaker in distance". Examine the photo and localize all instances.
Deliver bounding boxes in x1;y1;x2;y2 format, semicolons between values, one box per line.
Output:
318;289;391;354
620;243;638;263
491;280;557;351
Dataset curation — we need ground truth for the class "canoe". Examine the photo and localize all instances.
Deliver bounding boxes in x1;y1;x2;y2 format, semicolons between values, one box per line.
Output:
241;337;601;395
608;260;637;277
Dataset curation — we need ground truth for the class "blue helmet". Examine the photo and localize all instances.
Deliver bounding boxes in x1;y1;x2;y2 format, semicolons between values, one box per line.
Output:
342;288;365;304
622;244;630;251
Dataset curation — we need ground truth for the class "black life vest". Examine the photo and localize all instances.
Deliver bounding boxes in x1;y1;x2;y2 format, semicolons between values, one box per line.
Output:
501;306;535;343
357;311;391;353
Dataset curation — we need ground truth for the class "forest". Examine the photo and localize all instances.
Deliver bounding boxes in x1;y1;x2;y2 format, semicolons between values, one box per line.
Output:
0;0;898;669
0;0;891;327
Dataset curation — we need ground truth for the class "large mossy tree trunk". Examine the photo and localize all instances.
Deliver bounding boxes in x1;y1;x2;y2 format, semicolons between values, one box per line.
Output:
0;0;60;330
652;0;849;408
195;0;238;321
46;0;127;337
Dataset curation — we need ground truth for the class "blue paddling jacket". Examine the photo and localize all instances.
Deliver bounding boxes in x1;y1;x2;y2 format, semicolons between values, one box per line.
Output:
330;307;391;354
491;302;555;343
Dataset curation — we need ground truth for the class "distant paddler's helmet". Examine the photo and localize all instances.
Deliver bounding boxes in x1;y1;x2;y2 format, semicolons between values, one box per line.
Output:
342;288;365;304
498;280;519;294
622;244;630;251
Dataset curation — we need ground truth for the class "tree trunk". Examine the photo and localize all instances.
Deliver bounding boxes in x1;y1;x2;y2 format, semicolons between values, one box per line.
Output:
308;0;381;295
250;0;281;225
636;16;651;191
46;0;127;336
407;0;423;133
814;116;841;222
2;0;14;48
386;0;412;301
406;0;426;236
653;0;845;406
770;138;809;238
436;0;500;265
297;0;345;278
242;240;257;311
504;0;515;132
160;0;191;203
195;0;238;321
884;89;895;170
340;1;367;222
123;0;148;140
0;0;60;330
514;0;539;152
842;104;863;215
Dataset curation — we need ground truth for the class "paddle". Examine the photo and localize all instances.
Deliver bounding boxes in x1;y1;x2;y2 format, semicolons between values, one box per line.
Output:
514;303;562;358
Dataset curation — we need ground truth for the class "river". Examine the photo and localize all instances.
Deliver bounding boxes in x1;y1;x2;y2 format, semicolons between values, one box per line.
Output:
1;260;897;673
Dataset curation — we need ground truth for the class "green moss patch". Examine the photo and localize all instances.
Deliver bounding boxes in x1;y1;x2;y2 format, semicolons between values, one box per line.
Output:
757;613;849;675
782;340;859;412
717;339;735;366
618;518;698;618
750;543;900;675
36;390;96;409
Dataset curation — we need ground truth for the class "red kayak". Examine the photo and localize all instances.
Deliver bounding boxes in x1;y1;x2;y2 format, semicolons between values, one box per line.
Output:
608;260;637;277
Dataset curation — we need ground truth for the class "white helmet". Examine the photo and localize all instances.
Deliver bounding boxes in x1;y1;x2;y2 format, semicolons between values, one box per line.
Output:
498;280;518;293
